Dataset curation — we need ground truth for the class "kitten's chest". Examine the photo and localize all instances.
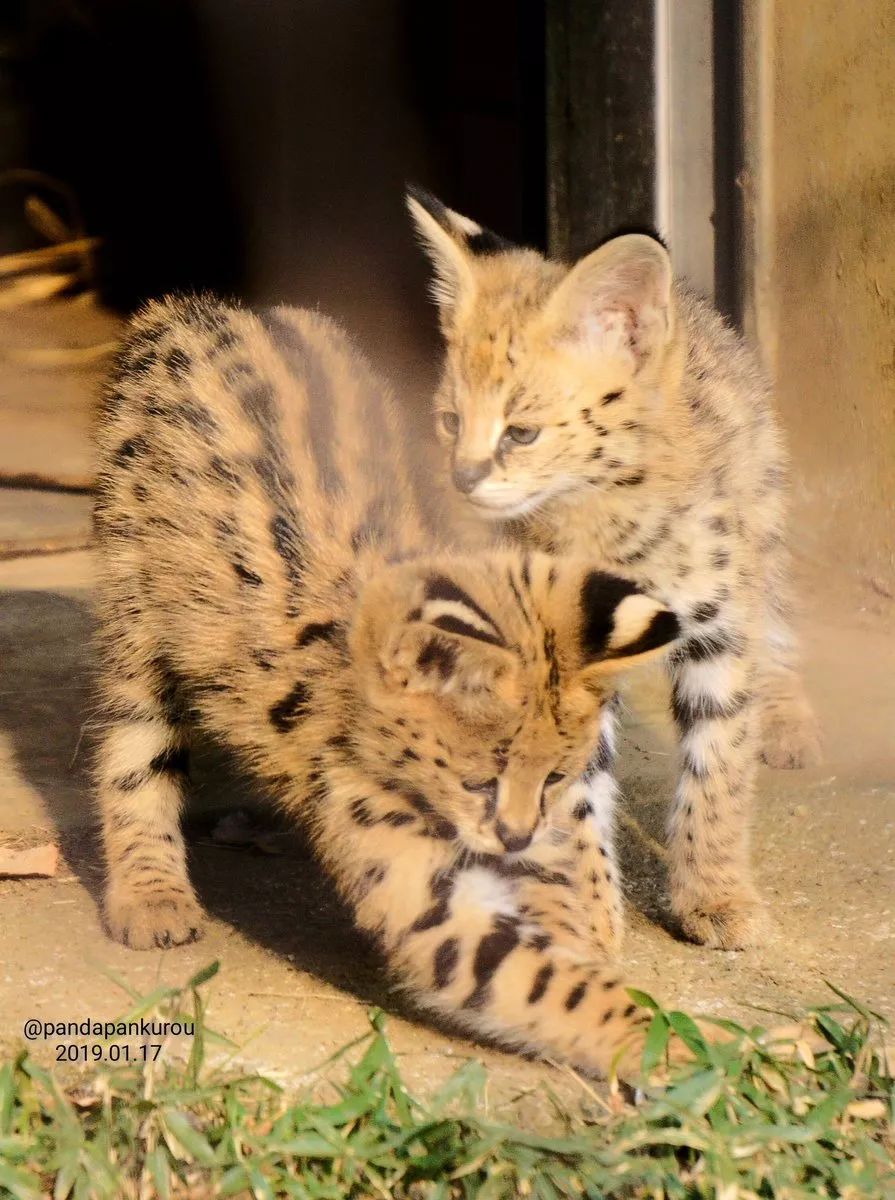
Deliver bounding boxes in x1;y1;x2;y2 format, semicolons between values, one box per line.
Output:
518;496;722;596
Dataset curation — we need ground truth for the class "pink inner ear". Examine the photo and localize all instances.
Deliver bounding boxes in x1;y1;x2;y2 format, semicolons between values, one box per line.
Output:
580;296;665;372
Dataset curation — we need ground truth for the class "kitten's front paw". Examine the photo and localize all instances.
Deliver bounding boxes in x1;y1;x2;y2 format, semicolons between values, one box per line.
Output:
105;885;205;950
760;703;822;769
674;895;770;950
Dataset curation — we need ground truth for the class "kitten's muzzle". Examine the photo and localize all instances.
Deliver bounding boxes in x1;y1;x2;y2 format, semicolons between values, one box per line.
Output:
495;819;534;853
452;458;492;494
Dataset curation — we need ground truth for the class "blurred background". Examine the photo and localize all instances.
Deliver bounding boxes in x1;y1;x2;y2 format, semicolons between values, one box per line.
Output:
0;0;891;585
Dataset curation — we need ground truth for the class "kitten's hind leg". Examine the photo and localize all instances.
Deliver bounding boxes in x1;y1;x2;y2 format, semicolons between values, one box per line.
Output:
96;660;204;949
758;616;821;769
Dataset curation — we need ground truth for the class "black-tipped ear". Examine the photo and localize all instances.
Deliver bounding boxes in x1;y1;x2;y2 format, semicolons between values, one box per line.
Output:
406;185;515;257
579;571;680;666
406;186;515;320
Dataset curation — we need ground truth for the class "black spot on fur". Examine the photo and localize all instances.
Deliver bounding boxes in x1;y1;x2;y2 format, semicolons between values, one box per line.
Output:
433;938;460;988
297;620;341;648
233;562;263;587
465;916;520;1008
209;455;242;488
416;637;458;680
381;810;415;828
601;390;623;405
271;513;306;590
527;963;554;1004
250;649;277;671
565;980;588;1010
269;680;312;732
357;863;387;899
410;870;455;932
349;798;377;827
166;347;191;378
690;600;721;624
613;471;646;487
572;800;592;821
113;436;149;469
711;548;731;570
404;791;458;841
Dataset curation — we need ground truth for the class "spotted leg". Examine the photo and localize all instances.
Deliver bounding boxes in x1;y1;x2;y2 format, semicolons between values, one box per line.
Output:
556;705;625;953
96;665;204;949
666;607;767;949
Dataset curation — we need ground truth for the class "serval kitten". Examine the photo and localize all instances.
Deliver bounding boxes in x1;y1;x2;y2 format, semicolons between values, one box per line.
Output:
409;188;821;950
93;295;687;1078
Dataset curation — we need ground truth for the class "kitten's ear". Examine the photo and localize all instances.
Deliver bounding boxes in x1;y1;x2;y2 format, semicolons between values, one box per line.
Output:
406;186;512;323
544;234;673;371
353;560;519;711
576;570;680;674
381;622;518;708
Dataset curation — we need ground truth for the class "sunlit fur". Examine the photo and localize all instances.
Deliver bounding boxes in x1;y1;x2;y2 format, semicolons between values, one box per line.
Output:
410;190;821;950
92;295;686;1079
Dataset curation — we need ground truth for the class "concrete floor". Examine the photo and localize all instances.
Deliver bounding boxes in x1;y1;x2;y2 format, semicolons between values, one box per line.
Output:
1;299;892;1108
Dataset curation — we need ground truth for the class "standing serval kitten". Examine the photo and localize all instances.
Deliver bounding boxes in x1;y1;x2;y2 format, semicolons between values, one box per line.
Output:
408;189;821;950
93;295;687;1078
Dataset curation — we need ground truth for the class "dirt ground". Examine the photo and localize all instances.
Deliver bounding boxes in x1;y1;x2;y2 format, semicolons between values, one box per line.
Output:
1;299;893;1112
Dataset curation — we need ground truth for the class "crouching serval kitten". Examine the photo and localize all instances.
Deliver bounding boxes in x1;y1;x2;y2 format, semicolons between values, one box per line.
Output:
93;295;687;1078
408;189;821;951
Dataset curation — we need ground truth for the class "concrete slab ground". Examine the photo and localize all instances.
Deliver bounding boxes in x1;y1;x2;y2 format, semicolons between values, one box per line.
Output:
0;301;892;1111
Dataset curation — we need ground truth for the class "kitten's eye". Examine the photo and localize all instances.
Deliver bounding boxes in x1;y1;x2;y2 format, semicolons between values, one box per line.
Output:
440;411;460;436
504;425;540;445
462;778;498;796
544;771;565;786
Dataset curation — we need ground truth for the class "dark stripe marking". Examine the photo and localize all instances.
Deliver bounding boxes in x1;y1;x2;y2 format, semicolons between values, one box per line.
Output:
424;576;504;643
433;938;460;988
465;916;520;1008
410;870;455;932
261;310;342;494
606;609;680;660
269;680;312;732
429;614;504;647
297;620;342;648
527;963;554;1004
671;685;751;729
565;980;588;1011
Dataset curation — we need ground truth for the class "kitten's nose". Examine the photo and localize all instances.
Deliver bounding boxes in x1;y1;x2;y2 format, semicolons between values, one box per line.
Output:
496;820;533;853
452;458;492;494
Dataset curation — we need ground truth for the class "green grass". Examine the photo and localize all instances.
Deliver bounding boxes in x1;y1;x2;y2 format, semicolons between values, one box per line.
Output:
0;964;892;1199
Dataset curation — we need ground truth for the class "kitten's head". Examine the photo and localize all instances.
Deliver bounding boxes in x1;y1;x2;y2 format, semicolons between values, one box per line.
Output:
407;186;675;519
349;550;678;854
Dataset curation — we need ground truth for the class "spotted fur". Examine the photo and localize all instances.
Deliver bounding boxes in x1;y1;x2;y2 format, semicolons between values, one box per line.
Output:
93;295;684;1078
409;190;822;950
